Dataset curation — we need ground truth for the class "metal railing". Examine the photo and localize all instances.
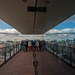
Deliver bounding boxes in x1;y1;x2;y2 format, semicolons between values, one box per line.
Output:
0;44;20;66
46;43;75;67
32;45;38;75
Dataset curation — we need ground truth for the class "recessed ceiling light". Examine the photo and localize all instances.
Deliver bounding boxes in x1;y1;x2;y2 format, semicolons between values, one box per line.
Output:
22;0;27;2
45;1;50;3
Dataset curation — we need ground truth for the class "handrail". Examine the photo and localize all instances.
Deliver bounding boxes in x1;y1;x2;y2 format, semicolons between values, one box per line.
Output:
46;43;75;67
32;46;38;75
0;44;20;66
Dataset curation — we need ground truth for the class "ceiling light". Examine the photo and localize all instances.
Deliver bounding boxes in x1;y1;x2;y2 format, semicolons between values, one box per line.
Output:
45;1;50;3
22;0;27;2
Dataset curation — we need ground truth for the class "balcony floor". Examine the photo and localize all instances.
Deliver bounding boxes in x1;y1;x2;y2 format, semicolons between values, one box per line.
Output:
0;50;75;75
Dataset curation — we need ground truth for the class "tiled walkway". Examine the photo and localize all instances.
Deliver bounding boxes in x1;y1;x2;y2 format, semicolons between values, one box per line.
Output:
36;51;75;75
0;51;34;75
0;50;75;75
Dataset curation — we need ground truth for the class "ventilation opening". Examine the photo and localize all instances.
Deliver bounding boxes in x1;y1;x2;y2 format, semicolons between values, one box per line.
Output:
27;7;36;12
27;6;47;12
22;0;27;2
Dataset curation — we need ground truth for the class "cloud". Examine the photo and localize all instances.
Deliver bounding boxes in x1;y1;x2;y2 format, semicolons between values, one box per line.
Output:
45;28;75;41
0;28;21;41
0;28;21;34
0;28;44;41
46;28;75;34
0;28;75;41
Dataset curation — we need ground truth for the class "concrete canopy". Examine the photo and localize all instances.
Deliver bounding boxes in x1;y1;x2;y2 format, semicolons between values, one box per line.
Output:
0;0;75;34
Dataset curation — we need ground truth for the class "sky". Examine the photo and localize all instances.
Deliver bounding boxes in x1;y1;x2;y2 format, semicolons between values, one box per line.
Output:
0;19;13;29
0;14;75;41
45;14;75;41
53;14;75;30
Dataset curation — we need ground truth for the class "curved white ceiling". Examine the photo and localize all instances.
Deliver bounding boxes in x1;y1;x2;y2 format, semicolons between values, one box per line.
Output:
0;0;75;34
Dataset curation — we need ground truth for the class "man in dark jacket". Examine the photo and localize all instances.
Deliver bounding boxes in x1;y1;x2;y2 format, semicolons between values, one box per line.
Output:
39;40;41;51
21;40;24;51
25;40;28;51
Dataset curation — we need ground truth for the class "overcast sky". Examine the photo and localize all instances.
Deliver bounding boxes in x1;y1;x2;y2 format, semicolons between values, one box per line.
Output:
0;14;75;41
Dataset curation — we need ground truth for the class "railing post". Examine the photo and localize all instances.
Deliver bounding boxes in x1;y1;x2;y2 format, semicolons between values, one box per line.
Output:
51;44;52;52
10;46;11;58
18;44;19;52
56;45;58;57
32;46;38;75
50;44;52;53
70;47;72;66
62;46;63;60
4;47;6;63
13;45;15;55
16;44;17;53
53;44;54;54
50;44;51;52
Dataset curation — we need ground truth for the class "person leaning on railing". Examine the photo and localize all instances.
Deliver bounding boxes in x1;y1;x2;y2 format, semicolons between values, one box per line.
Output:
28;40;32;51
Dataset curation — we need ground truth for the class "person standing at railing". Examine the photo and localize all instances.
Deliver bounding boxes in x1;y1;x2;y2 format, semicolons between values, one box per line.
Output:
33;40;36;50
21;40;26;52
23;40;27;52
25;40;28;51
19;41;21;51
41;40;46;51
36;40;39;51
30;40;32;49
28;40;32;51
21;40;24;51
39;40;42;51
